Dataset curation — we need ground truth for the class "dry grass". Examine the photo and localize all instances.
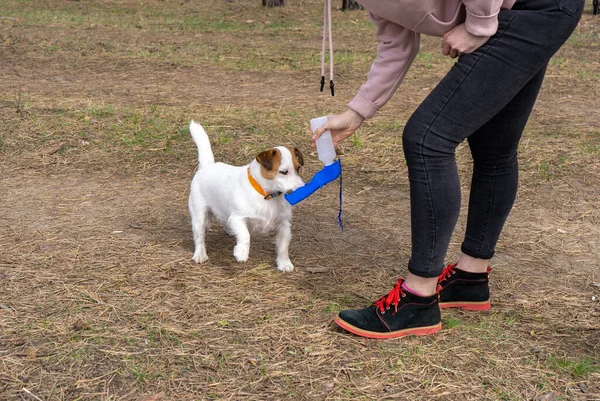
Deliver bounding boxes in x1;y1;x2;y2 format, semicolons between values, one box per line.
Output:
0;1;599;400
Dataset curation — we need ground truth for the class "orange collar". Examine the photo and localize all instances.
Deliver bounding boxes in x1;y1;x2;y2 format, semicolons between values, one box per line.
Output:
247;167;280;200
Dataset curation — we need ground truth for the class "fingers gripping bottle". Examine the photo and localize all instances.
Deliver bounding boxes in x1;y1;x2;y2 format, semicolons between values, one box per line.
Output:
284;116;342;205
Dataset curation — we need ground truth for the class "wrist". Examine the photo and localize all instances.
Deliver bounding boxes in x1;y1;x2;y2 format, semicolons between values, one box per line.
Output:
345;108;365;124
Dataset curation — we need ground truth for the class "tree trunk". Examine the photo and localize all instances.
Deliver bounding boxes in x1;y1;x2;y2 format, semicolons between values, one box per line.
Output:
262;0;284;7
342;0;363;11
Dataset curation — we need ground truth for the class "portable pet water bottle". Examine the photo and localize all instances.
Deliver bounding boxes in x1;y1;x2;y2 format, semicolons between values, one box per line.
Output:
284;116;342;206
311;116;336;166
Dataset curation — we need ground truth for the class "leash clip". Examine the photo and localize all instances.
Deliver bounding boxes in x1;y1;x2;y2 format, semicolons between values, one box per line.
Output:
264;192;281;200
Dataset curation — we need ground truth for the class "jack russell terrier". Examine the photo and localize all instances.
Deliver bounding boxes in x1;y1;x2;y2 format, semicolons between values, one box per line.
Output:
188;121;304;272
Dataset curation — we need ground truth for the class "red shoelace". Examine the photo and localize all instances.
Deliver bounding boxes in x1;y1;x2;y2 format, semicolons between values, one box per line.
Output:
438;263;457;283
439;264;492;283
374;278;405;314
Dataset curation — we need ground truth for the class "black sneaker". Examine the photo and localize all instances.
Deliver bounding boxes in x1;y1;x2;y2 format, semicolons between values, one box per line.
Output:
437;264;491;311
334;279;442;339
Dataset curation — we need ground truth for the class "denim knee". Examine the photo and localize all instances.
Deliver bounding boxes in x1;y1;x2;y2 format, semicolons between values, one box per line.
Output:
402;115;424;163
402;115;458;165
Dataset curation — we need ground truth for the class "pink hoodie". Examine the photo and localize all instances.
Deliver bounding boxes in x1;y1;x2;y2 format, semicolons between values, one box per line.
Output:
347;0;516;119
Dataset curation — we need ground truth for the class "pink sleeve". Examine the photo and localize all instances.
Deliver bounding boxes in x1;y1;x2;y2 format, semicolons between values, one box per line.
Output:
462;0;504;36
347;13;420;120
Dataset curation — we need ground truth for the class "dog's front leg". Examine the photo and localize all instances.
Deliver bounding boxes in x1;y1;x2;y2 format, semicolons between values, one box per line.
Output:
275;221;294;272
228;216;250;263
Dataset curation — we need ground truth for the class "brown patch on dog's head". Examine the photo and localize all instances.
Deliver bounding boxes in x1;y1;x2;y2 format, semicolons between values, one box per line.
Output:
256;148;282;179
288;147;304;173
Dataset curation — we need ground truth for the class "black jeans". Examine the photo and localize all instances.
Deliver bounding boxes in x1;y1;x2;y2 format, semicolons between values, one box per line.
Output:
403;0;583;278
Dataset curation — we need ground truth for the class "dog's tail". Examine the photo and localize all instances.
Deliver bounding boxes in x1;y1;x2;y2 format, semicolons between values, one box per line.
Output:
189;120;215;168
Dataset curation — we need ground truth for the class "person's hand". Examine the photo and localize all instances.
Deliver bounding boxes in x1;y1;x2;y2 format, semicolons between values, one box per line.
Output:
442;24;490;59
311;109;365;148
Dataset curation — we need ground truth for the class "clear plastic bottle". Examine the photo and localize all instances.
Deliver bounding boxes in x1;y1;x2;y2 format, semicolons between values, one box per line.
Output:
310;116;336;166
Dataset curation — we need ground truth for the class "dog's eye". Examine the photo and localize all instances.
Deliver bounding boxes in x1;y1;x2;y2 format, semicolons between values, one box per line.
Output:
279;169;289;175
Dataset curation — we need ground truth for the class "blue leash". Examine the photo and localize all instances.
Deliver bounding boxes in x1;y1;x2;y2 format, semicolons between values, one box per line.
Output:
337;158;344;230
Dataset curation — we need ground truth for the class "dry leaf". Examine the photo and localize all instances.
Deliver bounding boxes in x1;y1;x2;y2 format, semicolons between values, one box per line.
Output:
140;392;165;401
537;391;559;401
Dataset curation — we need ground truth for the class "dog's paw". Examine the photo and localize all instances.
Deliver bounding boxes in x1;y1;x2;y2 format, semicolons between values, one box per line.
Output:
192;250;209;264
276;258;294;273
233;244;249;263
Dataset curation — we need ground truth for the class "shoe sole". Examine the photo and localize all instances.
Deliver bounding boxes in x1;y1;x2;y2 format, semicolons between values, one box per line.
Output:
334;316;442;339
439;301;491;311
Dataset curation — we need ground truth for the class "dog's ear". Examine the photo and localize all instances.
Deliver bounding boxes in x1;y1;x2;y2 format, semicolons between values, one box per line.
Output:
256;148;281;171
289;147;304;171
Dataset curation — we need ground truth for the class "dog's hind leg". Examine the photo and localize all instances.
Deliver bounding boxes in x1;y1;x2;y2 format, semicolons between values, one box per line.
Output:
275;221;294;272
189;194;209;264
227;216;250;263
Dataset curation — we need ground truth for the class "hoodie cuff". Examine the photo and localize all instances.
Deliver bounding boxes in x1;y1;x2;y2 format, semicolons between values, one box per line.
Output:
465;9;499;37
348;91;378;120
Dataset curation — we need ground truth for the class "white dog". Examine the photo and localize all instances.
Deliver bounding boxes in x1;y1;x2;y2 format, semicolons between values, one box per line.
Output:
188;121;304;272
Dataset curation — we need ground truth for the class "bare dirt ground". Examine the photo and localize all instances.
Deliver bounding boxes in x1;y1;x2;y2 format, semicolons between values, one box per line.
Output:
0;1;599;400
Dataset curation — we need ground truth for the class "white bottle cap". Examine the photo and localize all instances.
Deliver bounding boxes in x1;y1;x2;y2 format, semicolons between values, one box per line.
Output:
310;116;336;166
